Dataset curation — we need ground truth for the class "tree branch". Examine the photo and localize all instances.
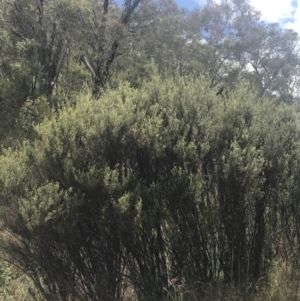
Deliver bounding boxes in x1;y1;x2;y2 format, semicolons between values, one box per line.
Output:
80;55;97;79
122;0;143;25
103;0;109;14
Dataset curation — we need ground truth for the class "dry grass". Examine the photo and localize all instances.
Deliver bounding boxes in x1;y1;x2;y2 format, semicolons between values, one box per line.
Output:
130;260;300;301
199;261;300;301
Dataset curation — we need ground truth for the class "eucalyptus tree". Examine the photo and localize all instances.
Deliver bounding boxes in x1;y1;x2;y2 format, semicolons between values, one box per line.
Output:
79;0;161;97
240;23;300;97
0;0;89;96
171;0;300;98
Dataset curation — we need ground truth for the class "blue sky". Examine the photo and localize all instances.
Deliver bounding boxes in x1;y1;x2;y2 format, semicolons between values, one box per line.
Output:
115;0;300;34
175;0;300;33
175;0;198;10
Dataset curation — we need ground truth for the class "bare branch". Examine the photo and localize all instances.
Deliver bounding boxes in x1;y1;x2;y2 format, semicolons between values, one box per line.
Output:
103;0;109;14
80;55;97;79
1;22;26;41
122;0;143;25
6;1;35;31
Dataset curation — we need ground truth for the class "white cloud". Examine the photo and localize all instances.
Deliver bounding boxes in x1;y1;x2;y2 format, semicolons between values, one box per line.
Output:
195;0;300;34
248;0;300;36
249;0;295;24
285;2;300;34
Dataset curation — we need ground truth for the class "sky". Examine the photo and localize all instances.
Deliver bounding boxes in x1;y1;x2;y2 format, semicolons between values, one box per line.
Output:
176;0;300;34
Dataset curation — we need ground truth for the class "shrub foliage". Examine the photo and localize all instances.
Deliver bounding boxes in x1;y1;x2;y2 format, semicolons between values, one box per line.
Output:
1;77;300;301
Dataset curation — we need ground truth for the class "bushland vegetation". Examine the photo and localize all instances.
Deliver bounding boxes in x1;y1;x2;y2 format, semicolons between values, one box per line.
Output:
1;0;300;300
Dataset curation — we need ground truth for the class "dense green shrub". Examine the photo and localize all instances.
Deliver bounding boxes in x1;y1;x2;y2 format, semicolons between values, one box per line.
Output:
1;76;300;301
